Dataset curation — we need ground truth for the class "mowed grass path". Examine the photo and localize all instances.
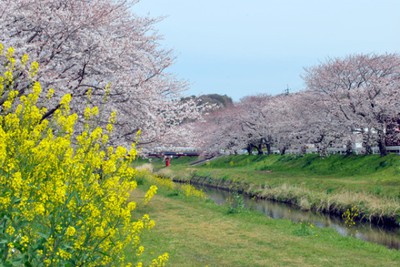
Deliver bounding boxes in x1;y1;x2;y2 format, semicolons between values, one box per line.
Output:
134;191;400;267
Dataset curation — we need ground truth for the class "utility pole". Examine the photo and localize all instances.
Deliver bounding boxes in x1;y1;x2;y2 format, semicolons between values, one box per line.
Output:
284;85;290;95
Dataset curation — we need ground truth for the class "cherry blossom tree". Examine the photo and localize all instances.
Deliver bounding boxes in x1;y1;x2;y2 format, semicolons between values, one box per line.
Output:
261;93;298;155
304;53;400;156
235;95;278;155
196;94;294;155
0;0;202;148
199;105;248;154
289;91;351;157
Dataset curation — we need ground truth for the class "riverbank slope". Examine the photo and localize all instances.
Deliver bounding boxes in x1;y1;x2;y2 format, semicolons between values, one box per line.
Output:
144;154;400;225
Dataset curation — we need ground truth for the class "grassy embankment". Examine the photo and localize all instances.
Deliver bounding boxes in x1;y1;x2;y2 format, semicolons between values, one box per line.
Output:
128;169;400;267
140;154;400;224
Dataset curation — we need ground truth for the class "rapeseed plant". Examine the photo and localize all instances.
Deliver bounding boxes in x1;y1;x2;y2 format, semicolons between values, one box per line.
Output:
0;45;167;266
180;184;206;199
342;206;359;227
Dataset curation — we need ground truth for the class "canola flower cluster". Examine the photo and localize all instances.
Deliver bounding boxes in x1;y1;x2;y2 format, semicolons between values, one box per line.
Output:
0;45;167;266
180;184;206;199
136;170;206;200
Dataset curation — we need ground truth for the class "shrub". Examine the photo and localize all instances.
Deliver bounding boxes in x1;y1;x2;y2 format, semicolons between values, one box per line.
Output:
0;45;166;266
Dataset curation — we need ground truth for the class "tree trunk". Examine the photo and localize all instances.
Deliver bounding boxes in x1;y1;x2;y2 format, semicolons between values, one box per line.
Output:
317;145;328;158
257;143;263;155
364;144;373;155
246;144;252;155
378;138;388;157
280;146;286;155
300;145;307;155
266;143;271;155
345;140;353;156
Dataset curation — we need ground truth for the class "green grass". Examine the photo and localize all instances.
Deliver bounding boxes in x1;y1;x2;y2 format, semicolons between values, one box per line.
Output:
142;154;400;197
139;154;400;223
130;178;400;267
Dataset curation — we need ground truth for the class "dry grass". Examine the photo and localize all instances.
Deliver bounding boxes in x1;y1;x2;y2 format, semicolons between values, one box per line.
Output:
258;183;400;222
135;163;154;173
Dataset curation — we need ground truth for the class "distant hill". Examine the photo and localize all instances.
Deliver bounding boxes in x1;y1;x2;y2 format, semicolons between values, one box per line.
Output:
182;94;233;111
196;94;233;109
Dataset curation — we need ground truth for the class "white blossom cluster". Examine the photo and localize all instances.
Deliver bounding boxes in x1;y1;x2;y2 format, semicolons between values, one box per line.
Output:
0;0;204;149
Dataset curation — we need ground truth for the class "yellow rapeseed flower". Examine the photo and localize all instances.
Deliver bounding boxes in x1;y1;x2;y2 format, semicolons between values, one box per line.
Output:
0;46;166;266
21;53;29;66
136;246;145;256
144;185;158;205
46;88;55;99
66;226;76;237
6;47;14;59
6;225;15;235
60;93;72;106
20;235;29;247
29;61;39;77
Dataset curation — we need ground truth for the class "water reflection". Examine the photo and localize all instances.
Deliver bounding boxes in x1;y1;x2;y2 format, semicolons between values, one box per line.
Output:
197;185;400;250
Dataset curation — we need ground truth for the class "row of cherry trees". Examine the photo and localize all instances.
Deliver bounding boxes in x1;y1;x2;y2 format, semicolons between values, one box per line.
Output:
194;53;400;157
0;0;204;149
3;1;398;155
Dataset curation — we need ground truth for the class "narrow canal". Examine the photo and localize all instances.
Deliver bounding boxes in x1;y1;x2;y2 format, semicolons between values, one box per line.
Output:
194;184;400;250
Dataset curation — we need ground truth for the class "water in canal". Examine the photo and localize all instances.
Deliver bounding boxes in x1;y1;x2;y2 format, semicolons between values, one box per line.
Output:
195;185;400;250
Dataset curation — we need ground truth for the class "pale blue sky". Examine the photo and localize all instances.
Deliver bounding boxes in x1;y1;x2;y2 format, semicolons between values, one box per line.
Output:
134;0;400;101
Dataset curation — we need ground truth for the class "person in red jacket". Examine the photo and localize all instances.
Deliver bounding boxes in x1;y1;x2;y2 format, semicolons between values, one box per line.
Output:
165;156;171;167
